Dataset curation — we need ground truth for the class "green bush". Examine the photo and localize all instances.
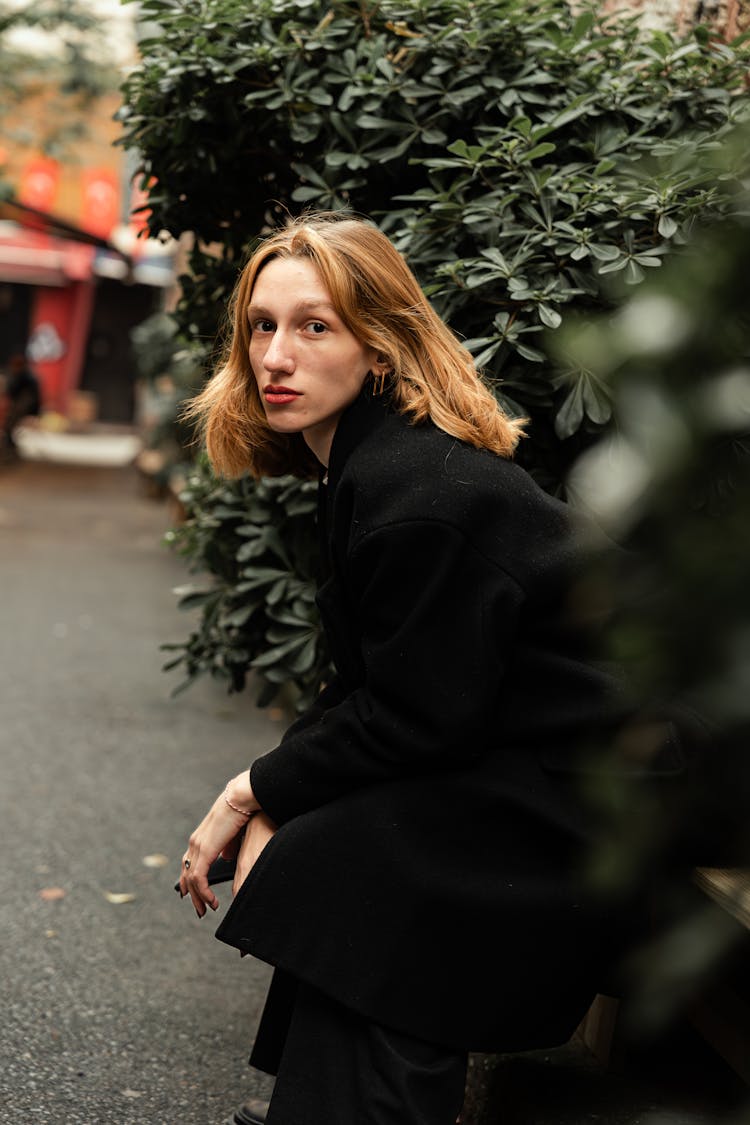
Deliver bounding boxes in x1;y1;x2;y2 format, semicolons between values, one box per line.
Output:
119;0;750;701
163;459;329;708
121;0;750;476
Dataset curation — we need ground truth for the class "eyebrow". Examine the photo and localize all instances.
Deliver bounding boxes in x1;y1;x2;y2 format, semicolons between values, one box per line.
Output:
246;299;338;320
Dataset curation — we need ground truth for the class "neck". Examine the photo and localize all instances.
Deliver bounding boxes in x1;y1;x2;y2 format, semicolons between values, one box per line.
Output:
302;419;337;469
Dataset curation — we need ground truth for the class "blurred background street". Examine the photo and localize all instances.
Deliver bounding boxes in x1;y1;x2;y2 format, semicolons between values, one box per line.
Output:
0;456;279;1124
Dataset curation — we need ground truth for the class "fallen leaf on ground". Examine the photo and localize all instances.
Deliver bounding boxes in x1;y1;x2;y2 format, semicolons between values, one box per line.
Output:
39;887;66;901
142;853;169;868
45;929;58;938
104;892;136;904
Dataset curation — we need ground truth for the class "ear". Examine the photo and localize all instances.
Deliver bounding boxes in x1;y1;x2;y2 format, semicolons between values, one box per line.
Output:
368;353;392;396
373;353;392;375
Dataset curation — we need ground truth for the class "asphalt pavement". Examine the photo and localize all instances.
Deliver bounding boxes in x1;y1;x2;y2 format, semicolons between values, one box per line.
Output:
0;458;282;1124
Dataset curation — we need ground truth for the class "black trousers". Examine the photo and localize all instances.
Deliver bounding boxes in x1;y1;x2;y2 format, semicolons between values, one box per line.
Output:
250;972;467;1125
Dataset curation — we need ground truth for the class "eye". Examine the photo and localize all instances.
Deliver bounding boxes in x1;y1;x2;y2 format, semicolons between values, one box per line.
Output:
251;318;274;334
305;321;328;335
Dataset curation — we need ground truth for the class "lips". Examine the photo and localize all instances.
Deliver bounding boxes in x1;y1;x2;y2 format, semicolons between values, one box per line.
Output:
264;385;302;405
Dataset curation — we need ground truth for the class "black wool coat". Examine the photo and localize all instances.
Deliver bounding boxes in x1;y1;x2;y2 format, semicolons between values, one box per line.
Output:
216;389;652;1052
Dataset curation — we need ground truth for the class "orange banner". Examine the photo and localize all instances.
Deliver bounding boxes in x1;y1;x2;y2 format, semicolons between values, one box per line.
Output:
81;167;120;239
19;157;60;212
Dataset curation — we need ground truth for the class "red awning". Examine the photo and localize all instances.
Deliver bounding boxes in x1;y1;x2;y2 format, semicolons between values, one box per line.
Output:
0;198;130;254
0;230;97;285
0;199;131;285
0;236;67;285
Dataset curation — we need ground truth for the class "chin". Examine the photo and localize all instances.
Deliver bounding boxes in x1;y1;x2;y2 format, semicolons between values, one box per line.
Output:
266;417;306;436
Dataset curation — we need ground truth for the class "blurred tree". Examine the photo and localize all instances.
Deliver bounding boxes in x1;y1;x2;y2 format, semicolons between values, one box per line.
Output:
556;140;750;1040
0;0;116;195
564;190;750;867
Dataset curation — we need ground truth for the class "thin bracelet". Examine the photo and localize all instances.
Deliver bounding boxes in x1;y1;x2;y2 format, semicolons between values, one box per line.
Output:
224;786;256;818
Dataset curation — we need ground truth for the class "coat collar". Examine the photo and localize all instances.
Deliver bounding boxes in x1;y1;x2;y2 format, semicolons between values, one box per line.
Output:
316;386;393;580
324;384;394;491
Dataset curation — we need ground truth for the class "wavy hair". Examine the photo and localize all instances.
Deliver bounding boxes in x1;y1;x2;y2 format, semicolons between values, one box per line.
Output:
186;212;526;478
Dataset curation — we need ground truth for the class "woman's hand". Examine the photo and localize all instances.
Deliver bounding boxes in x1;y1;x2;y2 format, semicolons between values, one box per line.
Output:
179;771;259;917
232;811;277;898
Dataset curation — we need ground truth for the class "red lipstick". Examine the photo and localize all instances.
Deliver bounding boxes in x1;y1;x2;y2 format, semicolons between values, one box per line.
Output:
264;385;302;405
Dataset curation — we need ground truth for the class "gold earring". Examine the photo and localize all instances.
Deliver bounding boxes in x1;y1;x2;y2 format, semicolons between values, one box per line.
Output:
372;357;392;396
372;367;389;395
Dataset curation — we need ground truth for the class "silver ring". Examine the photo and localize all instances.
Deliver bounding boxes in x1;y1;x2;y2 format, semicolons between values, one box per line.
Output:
184;858;191;869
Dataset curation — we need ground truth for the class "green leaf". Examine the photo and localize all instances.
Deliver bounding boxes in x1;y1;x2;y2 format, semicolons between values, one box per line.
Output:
589;244;621;262
446;84;486;107
539;304;562;329
573;11;595;40
555;380;584;439
356;113;412;132
658;214;678;238
515;342;546;363
177;590;216;610
598;256;628;275
624;260;645;284
223;604;258;626
517;142;557;164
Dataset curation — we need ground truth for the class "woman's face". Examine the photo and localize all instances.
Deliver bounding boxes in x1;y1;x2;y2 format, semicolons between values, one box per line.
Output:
247;257;378;466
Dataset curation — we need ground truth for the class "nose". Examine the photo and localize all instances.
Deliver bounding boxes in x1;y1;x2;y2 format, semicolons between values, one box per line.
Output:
261;327;295;375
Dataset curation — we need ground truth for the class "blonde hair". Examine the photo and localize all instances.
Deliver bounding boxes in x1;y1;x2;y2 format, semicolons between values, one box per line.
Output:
187;212;525;478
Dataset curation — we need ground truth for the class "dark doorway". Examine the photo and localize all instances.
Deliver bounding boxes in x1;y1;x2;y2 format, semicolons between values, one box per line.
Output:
81;279;158;424
0;283;33;363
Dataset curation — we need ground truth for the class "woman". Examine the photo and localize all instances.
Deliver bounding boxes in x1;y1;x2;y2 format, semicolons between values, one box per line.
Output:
179;213;648;1125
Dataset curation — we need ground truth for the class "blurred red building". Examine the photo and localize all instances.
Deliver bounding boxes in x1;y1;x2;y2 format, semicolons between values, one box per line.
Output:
0;80;176;425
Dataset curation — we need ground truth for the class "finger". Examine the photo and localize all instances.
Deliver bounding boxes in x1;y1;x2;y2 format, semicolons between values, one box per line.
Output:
186;872;219;916
185;877;207;917
177;858;192;898
179;850;217;914
179;860;202;911
178;849;201;896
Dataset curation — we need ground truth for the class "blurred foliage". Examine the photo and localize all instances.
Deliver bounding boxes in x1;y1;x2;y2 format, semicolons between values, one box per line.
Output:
118;0;750;702
564;205;750;872
163;461;330;709
559;147;750;1037
130;312;208;487
0;0;118;181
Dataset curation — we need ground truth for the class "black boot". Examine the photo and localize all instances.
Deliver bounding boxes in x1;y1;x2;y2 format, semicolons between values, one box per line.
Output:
230;1097;269;1124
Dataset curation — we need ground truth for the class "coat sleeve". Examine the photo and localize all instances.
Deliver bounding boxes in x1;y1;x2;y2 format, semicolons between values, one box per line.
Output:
249;518;525;825
277;675;349;744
